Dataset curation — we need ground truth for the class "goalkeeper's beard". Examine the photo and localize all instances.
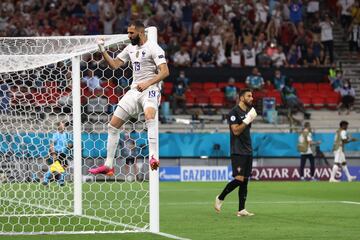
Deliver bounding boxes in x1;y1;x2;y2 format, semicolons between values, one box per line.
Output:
130;35;140;45
244;100;253;109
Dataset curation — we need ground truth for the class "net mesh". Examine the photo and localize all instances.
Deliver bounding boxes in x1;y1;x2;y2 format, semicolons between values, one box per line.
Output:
0;35;151;234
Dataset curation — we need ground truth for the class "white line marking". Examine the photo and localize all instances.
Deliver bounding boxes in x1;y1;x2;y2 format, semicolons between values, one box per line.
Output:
0;213;70;217
0;197;190;240
161;200;341;206
340;201;360;205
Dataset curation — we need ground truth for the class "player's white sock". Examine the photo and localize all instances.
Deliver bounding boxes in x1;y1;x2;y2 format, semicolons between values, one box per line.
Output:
342;165;352;180
330;165;339;180
146;119;157;158
104;124;121;168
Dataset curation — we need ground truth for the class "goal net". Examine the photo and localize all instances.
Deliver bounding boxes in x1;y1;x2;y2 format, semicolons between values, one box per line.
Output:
0;29;159;235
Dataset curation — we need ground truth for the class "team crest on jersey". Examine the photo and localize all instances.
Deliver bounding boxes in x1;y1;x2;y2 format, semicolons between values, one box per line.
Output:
136;51;139;58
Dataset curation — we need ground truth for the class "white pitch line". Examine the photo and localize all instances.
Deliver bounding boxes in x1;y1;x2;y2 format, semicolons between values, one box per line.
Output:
0;213;70;217
161;200;341;206
340;201;360;205
0;197;190;240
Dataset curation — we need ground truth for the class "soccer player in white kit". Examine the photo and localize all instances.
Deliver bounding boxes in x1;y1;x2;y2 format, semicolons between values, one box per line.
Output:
329;121;358;182
89;21;169;175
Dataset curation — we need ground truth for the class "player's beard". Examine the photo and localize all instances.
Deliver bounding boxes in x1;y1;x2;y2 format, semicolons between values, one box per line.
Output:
244;100;253;108
130;34;140;45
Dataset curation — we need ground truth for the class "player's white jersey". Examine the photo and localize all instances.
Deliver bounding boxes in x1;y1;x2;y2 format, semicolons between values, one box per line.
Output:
116;40;166;89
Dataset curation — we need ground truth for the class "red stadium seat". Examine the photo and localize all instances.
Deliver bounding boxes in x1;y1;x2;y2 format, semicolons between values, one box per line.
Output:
195;93;209;106
190;82;203;91
234;82;246;89
203;82;218;91
299;96;311;108
318;83;332;92
293;82;303;90
210;96;225;107
303;83;318;91
185;92;196;107
311;96;325;109
267;90;282;105
217;82;228;89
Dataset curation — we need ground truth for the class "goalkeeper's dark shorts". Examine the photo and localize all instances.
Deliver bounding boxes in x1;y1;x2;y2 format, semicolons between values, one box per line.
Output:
231;154;253;178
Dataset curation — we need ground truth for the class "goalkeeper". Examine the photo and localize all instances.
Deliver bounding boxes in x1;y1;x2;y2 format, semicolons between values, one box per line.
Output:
43;121;72;186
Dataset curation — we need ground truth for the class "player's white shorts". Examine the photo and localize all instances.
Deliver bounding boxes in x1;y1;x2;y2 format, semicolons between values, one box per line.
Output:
114;87;160;121
333;148;346;164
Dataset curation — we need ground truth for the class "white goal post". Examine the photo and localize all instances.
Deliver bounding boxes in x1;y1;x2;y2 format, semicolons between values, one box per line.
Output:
0;27;159;235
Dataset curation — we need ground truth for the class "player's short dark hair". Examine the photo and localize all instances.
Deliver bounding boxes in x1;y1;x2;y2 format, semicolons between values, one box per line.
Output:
304;122;311;129
129;20;145;30
239;88;252;97
340;120;349;127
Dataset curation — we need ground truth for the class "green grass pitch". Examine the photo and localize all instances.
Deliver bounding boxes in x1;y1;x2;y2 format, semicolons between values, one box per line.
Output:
1;181;359;240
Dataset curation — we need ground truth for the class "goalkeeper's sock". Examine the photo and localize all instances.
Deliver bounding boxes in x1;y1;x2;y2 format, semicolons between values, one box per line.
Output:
104;124;121;169
238;178;249;211
146;119;157;159
218;179;241;200
43;171;51;184
58;173;65;186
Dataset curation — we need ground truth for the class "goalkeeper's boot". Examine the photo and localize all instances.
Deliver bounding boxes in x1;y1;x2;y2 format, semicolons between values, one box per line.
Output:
214;195;223;213
237;209;255;217
58;173;65;187
89;165;115;176
149;155;159;171
42;171;51;186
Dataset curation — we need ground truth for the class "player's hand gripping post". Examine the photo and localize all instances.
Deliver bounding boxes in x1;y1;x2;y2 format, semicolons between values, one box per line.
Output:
97;38;105;53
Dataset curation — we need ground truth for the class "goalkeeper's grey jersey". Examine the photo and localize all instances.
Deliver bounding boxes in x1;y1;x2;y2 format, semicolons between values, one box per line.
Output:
116;40;166;90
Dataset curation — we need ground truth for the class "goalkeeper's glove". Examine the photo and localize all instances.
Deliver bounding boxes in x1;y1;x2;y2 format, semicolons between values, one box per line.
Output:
243;107;257;125
97;38;106;53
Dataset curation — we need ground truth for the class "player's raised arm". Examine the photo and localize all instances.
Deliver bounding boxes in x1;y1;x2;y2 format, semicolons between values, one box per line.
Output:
137;63;169;92
97;38;125;69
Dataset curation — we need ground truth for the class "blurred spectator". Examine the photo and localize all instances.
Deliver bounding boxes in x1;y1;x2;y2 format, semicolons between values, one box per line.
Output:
282;79;311;119
338;80;356;115
348;21;360;58
287;44;302;67
223;77;239;107
289;0;303;25
197;44;215;67
257;47;273;67
181;0;193;34
171;71;188;114
173;47;191;67
271;46;288;67
303;47;320;67
273;69;287;91
307;0;320;23
243;42;256;67
231;43;242;67
320;14;334;63
121;133;139;182
337;0;354;38
246;67;264;90
330;70;344;92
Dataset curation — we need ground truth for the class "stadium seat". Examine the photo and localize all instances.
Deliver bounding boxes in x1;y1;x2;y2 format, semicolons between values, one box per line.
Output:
185;91;195;107
195;94;209;106
293;82;303;90
318;83;333;92
163;82;173;95
303;83;318;91
203;82;217;91
210;96;225;107
217;82;228;89
234;82;246;89
299;96;311;108
311;96;325;109
190;82;203;91
267;90;282;105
